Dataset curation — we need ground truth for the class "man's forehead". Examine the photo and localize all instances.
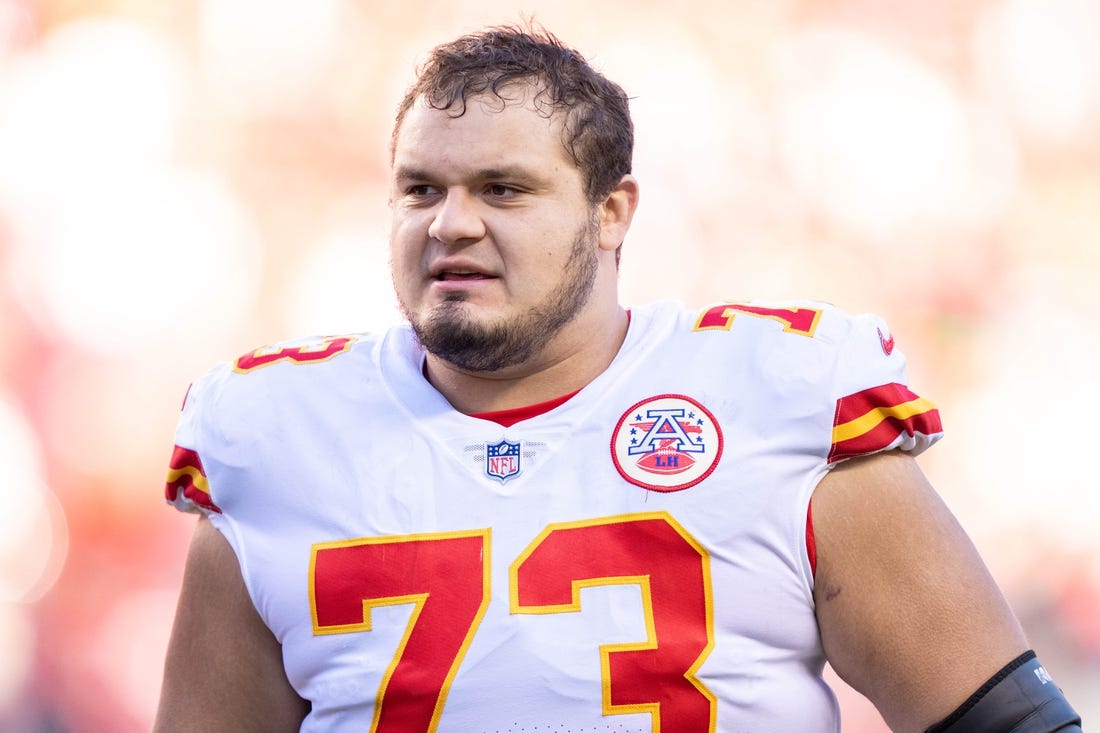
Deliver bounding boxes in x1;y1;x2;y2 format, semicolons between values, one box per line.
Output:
393;89;572;166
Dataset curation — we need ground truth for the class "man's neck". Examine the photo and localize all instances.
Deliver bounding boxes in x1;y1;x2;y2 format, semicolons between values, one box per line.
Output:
423;305;630;415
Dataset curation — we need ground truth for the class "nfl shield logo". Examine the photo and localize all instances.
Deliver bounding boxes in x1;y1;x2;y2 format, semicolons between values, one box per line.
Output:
485;439;522;482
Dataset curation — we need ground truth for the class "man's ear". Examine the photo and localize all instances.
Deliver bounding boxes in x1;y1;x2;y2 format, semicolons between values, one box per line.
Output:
597;175;640;253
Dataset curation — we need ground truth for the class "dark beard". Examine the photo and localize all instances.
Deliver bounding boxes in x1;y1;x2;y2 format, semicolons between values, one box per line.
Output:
409;222;600;372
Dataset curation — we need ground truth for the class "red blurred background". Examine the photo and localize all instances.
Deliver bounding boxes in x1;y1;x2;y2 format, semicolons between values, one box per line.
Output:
1;1;1098;730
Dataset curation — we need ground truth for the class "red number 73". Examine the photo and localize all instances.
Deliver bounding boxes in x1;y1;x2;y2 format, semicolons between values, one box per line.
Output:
309;512;716;733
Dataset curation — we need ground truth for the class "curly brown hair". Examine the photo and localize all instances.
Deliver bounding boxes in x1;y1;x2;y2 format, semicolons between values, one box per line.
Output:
390;24;634;203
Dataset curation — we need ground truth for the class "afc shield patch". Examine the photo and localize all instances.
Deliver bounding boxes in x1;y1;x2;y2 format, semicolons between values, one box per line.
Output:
610;394;723;492
485;439;522;482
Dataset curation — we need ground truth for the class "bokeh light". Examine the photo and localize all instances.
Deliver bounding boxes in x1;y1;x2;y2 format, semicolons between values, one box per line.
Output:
285;187;401;337
197;0;353;115
0;396;67;604
9;169;262;356
0;604;34;713
772;26;1014;239
974;0;1100;146
0;17;181;210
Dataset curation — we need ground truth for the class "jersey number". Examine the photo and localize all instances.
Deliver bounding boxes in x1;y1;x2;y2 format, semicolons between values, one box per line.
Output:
693;303;821;337
310;512;716;733
234;336;354;373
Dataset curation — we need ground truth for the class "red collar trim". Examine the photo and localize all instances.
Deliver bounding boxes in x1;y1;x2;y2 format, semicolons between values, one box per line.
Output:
471;390;580;427
435;310;631;427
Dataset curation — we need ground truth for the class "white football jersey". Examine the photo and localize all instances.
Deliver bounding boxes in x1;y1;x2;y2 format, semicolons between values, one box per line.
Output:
165;299;942;733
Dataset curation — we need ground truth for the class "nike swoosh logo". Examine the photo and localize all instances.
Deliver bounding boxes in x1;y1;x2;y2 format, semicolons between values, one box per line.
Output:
878;327;895;356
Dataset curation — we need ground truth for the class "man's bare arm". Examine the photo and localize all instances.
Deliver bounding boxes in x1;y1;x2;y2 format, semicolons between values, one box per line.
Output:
812;451;1029;732
154;515;310;733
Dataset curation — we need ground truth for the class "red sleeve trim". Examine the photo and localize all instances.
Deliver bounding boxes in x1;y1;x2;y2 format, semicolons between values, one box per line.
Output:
829;382;942;463
806;499;817;579
165;445;222;513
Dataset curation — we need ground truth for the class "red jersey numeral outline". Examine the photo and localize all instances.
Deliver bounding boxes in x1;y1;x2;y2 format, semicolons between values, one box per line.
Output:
693;303;822;337
511;513;716;733
310;529;491;733
309;512;716;733
234;336;355;373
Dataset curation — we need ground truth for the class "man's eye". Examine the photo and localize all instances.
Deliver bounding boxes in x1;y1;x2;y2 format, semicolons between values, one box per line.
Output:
487;184;517;197
406;184;437;197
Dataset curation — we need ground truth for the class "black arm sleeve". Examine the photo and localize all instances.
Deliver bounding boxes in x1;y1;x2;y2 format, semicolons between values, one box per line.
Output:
925;650;1082;733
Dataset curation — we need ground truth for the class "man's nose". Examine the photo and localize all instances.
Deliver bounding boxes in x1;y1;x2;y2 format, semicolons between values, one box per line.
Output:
427;190;486;245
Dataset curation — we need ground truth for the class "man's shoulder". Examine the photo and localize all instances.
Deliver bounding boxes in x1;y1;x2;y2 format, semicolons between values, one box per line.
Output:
630;298;904;402
639;298;872;352
228;331;378;376
182;328;399;415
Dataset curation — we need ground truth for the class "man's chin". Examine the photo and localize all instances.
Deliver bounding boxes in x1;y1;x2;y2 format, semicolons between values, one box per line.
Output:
426;299;497;327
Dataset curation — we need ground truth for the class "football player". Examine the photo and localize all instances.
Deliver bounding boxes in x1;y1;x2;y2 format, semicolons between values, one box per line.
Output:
155;24;1081;733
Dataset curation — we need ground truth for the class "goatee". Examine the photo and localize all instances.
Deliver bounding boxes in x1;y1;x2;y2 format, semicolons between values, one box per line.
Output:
405;220;599;372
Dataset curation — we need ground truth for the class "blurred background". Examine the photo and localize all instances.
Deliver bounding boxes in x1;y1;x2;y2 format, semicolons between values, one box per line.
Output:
1;0;1098;730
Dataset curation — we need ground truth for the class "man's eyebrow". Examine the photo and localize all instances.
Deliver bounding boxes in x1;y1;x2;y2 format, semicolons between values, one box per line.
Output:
392;165;544;184
393;166;430;182
475;166;539;181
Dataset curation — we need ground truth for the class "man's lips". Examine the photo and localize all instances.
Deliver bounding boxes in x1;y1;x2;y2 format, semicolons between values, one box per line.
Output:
436;271;492;281
428;270;497;294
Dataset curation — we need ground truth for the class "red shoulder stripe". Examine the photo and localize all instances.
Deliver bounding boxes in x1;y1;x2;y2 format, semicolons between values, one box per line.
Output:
165;445;222;513
829;383;942;464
